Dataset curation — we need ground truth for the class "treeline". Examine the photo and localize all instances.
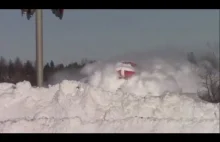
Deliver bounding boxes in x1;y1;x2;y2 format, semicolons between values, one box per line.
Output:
0;56;94;86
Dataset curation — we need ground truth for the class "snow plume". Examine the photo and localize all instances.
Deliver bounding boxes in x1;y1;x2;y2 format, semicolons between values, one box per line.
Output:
47;44;218;98
80;47;203;97
47;68;86;85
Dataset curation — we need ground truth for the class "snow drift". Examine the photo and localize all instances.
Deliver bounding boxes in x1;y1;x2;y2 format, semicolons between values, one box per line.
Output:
0;47;219;133
0;80;219;133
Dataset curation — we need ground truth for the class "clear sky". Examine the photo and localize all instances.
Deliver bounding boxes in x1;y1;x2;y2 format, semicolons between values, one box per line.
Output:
0;9;219;65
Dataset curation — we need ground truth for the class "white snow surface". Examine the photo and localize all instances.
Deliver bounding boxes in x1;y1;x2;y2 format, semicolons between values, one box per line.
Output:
0;80;219;133
0;51;219;133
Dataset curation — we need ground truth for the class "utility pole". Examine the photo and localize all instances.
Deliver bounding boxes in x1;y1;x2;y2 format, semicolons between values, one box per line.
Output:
21;9;64;87
35;9;43;87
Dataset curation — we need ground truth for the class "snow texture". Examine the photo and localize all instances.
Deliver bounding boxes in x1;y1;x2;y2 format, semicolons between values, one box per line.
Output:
0;80;219;133
0;48;219;133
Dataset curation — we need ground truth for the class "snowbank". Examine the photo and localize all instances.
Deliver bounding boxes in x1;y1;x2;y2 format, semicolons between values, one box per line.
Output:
0;80;219;133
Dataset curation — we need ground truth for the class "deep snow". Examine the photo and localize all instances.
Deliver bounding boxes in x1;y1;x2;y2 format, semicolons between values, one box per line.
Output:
0;80;219;133
0;51;219;133
0;47;219;133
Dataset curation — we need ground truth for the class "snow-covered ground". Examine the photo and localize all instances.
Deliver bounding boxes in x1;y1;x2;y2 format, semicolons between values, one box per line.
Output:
0;51;219;133
0;80;219;133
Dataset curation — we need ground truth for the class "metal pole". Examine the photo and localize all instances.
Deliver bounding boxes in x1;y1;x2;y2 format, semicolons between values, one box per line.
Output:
35;9;43;87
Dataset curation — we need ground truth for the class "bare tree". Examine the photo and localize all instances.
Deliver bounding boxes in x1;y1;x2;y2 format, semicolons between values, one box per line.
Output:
197;58;219;103
188;49;219;103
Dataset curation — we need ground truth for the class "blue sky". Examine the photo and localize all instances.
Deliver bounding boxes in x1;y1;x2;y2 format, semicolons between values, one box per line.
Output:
0;9;219;65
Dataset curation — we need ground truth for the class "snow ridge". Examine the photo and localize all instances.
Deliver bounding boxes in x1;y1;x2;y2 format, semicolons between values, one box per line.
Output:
0;80;219;133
